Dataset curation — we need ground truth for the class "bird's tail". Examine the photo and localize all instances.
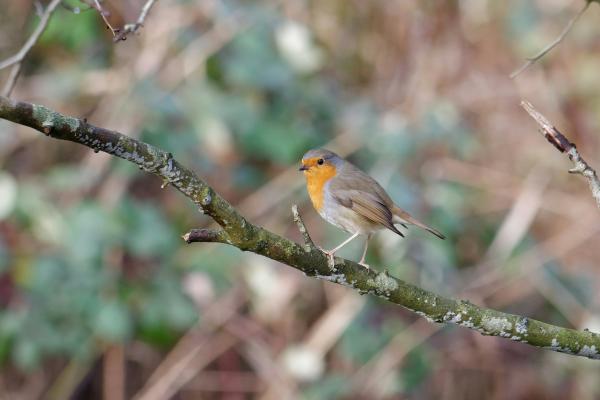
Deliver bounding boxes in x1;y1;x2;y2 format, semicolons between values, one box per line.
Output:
391;205;446;240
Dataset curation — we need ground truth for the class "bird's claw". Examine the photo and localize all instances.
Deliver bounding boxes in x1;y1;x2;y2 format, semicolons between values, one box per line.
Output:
318;247;336;270
326;254;336;269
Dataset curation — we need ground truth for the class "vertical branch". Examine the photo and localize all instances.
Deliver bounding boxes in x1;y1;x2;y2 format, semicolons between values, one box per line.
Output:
0;0;62;69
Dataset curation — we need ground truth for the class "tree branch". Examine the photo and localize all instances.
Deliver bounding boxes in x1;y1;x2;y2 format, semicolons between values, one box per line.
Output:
113;0;159;42
292;204;318;252
2;94;600;360
521;100;600;207
2;63;23;97
510;1;592;79
92;0;119;38
0;0;62;96
0;0;62;70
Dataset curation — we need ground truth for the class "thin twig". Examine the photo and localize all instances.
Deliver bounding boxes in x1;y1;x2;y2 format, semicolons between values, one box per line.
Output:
92;0;118;37
521;100;600;207
511;1;591;78
292;204;317;252
1;63;23;97
183;228;229;244
113;0;159;42
0;0;62;70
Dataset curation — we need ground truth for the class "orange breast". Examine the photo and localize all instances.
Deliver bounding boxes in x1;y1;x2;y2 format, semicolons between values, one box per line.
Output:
305;165;337;211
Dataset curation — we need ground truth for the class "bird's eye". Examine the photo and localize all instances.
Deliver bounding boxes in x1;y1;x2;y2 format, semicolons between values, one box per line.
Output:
317;158;324;165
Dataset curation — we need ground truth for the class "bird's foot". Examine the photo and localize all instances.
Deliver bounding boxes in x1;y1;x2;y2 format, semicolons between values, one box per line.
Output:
358;261;370;270
318;247;336;269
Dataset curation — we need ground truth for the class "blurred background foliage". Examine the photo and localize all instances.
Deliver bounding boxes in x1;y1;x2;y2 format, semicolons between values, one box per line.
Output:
1;0;600;398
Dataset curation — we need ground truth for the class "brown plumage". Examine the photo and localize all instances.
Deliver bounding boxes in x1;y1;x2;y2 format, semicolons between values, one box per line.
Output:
300;148;445;267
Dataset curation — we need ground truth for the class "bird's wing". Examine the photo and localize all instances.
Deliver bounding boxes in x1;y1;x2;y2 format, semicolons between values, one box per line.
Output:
332;189;404;237
329;161;444;239
334;162;395;206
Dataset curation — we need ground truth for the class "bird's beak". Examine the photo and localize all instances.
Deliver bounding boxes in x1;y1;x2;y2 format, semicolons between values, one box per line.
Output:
299;165;308;171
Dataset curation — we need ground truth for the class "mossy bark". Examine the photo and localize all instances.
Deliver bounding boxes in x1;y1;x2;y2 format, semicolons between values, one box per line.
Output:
2;95;600;360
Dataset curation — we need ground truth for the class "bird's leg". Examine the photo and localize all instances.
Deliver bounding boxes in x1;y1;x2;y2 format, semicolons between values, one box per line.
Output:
321;232;360;268
358;234;371;269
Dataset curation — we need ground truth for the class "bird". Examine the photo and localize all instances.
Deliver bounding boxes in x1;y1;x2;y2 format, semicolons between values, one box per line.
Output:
299;148;445;268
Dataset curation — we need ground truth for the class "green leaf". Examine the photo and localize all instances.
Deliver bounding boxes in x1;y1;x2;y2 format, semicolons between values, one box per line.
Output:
13;339;39;370
94;301;132;342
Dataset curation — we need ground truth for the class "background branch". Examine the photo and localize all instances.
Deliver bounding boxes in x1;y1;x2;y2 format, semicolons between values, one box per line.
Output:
92;0;119;38
2;63;23;97
0;0;62;95
521;100;600;207
113;0;159;42
510;1;592;78
2;95;600;360
0;0;61;70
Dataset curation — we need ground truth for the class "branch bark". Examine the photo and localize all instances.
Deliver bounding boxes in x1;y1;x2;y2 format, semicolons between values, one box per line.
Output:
521;100;600;207
2;94;600;360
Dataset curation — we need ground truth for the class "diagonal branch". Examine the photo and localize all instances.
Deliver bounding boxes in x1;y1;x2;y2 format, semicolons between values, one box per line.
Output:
2;94;600;360
92;0;119;38
2;63;23;97
0;0;62;96
0;0;62;70
521;100;600;207
510;1;592;78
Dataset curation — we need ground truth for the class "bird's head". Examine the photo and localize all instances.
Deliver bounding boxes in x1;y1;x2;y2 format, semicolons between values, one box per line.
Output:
299;149;342;181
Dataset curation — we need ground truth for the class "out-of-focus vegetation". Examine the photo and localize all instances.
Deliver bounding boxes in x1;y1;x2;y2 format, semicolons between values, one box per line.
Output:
1;0;600;398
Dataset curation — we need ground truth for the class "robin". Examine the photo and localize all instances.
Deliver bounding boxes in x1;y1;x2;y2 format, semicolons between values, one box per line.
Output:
299;148;445;268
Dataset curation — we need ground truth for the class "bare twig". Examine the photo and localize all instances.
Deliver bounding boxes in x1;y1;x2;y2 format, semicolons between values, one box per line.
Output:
521;100;600;207
114;0;159;42
1;63;23;97
33;1;44;17
0;0;62;71
3;95;600;360
292;204;317;252
511;1;591;78
92;0;118;37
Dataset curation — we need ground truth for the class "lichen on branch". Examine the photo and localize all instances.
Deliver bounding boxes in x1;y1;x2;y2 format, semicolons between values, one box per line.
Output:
2;94;600;360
